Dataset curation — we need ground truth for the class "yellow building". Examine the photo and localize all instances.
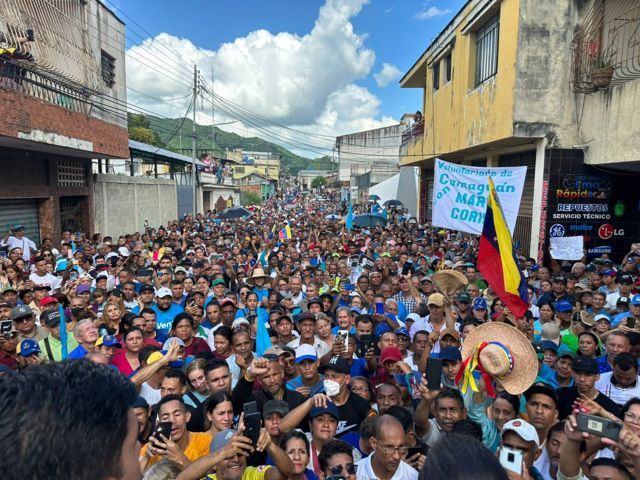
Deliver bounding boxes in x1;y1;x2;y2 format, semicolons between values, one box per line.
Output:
400;0;640;261
231;151;280;182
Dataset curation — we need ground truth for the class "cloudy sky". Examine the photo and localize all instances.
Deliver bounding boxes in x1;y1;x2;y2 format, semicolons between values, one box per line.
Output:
112;0;464;157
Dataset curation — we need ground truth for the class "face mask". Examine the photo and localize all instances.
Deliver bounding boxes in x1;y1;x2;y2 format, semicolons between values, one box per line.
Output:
70;307;83;317
323;379;341;397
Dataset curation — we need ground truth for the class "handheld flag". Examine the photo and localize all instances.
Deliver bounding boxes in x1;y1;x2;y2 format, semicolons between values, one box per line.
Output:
58;304;68;359
345;203;353;232
268;223;276;240
279;224;292;240
255;315;272;356
477;177;528;317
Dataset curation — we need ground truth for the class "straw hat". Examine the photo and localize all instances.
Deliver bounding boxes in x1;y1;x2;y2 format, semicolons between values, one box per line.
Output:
246;267;271;285
431;269;469;297
460;322;538;395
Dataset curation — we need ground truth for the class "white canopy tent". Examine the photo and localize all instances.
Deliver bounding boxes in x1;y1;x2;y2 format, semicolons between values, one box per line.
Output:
368;167;419;217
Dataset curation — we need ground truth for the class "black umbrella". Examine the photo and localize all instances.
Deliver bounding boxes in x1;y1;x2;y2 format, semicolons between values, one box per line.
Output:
383;199;404;209
353;213;387;228
217;206;251;219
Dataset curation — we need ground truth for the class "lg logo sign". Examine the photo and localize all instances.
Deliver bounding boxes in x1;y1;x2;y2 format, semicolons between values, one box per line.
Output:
598;224;624;240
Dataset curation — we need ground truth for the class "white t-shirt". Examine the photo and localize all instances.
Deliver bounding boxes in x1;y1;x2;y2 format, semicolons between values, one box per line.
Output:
29;272;62;291
595;372;640;406
356;453;418;480
140;382;161;406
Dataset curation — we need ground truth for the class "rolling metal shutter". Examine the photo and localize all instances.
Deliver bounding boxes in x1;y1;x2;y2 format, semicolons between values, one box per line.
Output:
500;152;536;253
0;199;40;244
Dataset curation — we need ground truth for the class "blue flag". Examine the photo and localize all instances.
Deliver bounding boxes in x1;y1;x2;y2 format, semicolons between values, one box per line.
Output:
346;203;353;231
255;315;272;357
58;304;68;359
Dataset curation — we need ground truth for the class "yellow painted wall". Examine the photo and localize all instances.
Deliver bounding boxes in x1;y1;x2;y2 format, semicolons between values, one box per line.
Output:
402;0;520;166
232;164;280;181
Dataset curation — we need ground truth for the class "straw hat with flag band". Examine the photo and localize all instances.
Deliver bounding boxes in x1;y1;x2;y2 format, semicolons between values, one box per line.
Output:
431;270;469;297
455;322;538;396
246;267;271;286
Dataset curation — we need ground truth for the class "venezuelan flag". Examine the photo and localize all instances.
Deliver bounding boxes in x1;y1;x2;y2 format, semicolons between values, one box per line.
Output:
279;224;292;240
478;177;528;317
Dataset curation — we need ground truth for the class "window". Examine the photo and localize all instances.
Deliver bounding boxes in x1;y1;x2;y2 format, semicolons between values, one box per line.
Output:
235;166;245;174
444;53;452;83
432;61;440;90
101;50;116;87
475;14;500;86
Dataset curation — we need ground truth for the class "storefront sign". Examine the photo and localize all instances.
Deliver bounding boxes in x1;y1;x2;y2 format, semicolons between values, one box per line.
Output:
432;159;527;235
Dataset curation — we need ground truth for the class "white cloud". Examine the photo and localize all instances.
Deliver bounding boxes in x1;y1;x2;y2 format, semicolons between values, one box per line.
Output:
374;63;402;87
125;0;399;155
414;6;452;20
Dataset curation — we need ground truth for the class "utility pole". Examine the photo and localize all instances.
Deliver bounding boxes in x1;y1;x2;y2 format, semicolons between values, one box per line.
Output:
192;65;198;217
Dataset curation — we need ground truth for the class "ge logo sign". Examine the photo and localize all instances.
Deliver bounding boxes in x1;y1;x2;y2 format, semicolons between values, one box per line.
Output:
549;224;565;237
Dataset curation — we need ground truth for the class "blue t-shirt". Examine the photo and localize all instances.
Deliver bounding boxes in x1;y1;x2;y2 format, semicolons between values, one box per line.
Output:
151;303;185;334
350;358;368;377
331;326;356;335
68;344;88;360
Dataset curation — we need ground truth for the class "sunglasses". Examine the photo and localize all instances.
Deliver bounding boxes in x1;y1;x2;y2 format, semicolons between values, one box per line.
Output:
328;463;356;476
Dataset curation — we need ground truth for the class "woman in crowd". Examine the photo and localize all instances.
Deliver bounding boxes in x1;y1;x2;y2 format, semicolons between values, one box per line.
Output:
577;331;602;358
350;376;377;410
185;358;210;411
315;314;334;350
111;327;144;376
170;313;211;357
212;325;233;359
279;429;317;480
205;391;235;438
97;301;124;336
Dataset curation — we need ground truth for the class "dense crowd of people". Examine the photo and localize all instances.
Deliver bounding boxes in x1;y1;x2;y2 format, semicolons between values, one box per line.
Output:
1;189;640;480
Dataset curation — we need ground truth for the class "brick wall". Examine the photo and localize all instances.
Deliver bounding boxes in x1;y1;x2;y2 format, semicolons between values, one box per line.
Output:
0;88;129;158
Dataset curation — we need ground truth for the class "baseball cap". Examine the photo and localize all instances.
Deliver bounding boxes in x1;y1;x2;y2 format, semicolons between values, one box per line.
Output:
320;356;350;375
380;346;403;364
295;344;318;363
557;344;576;360
277;315;293;325
10;305;33;321
155;287;172;298
541;340;558;353
617;297;630;305
17;339;40;357
163;337;185;350
630;294;640;306
96;335;122;348
428;293;445;307
174;266;188;274
211;279;226;287
553;275;567;284
231;318;250;330
264;346;286;356
555;300;573;313
394;327;410;339
146;351;165;365
296;312;316;324
306;297;322;309
219;298;237;308
440;328;461;341
472;297;488;310
1;286;16;294
139;284;155;293
501;419;540;448
602;269;616;277
310;401;339;421
618;274;634;284
439;346;462;362
594;313;611;323
38;296;58;307
76;284;91;294
572;356;599;374
457;292;471;303
132;396;149;409
525;383;558;407
40;310;62;327
263;400;289;419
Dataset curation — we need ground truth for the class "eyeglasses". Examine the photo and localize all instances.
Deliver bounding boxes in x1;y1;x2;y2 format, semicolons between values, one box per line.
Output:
378;444;409;455
14;316;33;323
328;463;357;475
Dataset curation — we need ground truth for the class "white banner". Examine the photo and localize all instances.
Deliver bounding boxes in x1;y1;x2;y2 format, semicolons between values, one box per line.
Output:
432;159;527;235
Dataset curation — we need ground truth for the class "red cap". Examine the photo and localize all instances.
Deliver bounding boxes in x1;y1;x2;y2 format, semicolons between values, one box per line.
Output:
39;296;59;307
380;346;403;364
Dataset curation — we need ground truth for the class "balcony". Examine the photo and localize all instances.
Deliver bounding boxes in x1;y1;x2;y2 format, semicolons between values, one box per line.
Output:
0;58;91;114
571;1;640;93
400;121;425;165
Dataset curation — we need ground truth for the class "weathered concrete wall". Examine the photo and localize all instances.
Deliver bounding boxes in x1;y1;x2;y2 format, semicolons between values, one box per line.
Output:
93;174;178;237
512;0;583;148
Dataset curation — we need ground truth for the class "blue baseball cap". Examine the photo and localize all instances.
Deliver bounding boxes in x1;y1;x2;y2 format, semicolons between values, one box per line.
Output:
555;300;573;313
17;339;40;357
96;335;122;348
631;294;640;306
439;346;462;362
310;401;339;420
472;297;488;310
394;327;410;339
541;340;558;353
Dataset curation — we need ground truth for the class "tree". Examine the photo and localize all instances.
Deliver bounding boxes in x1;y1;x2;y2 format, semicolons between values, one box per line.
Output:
129;126;163;146
311;176;327;189
240;190;262;206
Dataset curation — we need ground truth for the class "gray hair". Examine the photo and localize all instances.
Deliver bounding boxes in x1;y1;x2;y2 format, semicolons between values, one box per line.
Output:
142;460;182;480
72;319;94;340
336;306;350;317
385;298;398;309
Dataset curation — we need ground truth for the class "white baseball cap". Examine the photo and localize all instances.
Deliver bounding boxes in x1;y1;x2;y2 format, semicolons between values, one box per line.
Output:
295;344;318;363
232;318;250;329
501;419;540;448
155;287;172;298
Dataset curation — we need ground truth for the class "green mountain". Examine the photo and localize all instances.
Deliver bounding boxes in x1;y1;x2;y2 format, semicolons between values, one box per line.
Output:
128;113;333;175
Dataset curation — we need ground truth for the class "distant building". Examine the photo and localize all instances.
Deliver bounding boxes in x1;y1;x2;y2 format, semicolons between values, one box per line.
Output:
235;172;277;201
232;151;281;182
0;0;128;242
298;170;331;191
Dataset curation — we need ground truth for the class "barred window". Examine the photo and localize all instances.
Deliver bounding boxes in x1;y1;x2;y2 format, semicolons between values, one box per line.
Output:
475;14;500;86
444;53;452;83
101;50;116;87
432;61;440;90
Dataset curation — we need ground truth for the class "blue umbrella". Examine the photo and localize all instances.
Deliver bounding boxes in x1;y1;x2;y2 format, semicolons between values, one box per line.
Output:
369;194;381;201
353;213;387;228
217;206;251;219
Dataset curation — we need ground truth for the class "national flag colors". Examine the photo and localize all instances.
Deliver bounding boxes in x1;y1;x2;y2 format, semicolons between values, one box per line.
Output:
345;203;353;231
477;177;528;317
279;224;292;240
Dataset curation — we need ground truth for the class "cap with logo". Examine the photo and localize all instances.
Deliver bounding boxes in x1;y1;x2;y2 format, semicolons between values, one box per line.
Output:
572;356;599;374
76;284;91;294
472;297;488;310
320;356;350;375
309;401;339;420
555;300;573;313
210;429;237;453
394;327;410;339
17;338;40;357
155;287;172;298
630;294;640;306
501;419;540;448
617;297;630;305
457;292;471;303
40;310;62;327
10;305;33;321
96;335;122;348
553;275;567;284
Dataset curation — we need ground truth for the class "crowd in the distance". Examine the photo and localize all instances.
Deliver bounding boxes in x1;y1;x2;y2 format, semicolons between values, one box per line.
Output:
0;189;640;480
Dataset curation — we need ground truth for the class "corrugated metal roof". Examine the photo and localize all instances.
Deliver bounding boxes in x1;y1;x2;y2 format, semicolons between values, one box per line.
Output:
129;139;205;166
